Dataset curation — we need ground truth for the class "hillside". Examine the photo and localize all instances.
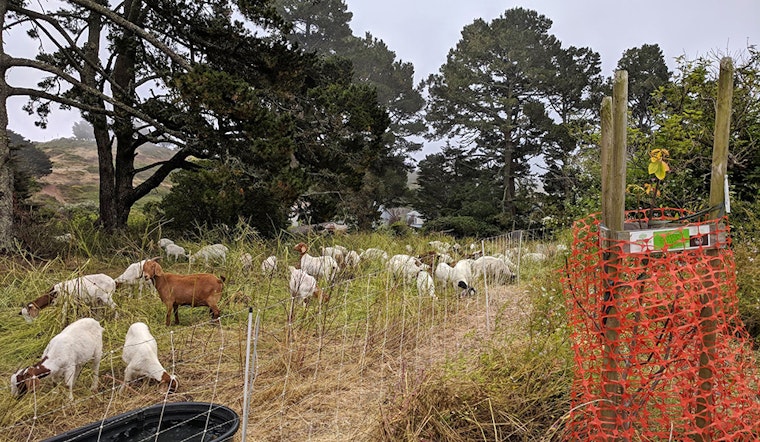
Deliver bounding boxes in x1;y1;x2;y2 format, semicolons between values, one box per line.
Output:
32;138;175;207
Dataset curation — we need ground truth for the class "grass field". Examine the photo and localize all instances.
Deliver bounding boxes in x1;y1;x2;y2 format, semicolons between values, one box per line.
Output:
0;231;570;441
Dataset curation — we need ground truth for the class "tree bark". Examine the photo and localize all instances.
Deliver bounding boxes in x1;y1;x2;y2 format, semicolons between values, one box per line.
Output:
0;0;15;250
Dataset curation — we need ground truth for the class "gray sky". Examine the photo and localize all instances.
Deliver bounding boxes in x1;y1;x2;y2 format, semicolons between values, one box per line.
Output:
7;0;760;145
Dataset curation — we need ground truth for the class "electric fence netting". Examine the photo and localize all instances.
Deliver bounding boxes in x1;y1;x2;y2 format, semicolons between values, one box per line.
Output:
1;236;543;441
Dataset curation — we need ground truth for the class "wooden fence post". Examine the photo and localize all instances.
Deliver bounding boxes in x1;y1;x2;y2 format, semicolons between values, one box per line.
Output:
694;56;733;442
599;71;628;440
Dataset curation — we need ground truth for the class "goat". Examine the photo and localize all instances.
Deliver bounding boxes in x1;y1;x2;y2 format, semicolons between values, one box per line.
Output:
416;270;437;299
359;248;388;262
473;255;514;285
142;259;225;326
294;242;339;282
321;245;347;266
115;259;153;297
188;243;228;265
288;266;327;306
20;274;117;323
261;255;278;276
240;253;253;272
10;318;103;400
121;322;177;394
387;254;427;283
164;243;189;261
158;238;174;249
452;259;477;296
344;250;361;268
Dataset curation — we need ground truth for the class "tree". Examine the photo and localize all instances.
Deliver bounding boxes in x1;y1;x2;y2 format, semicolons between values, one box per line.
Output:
4;0;390;236
274;0;425;224
640;50;760;209
425;8;601;224
617;44;671;131
71;120;95;140
8;130;52;202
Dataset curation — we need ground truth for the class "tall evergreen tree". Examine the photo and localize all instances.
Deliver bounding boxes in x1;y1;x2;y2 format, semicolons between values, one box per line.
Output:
617;44;671;131
425;8;600;224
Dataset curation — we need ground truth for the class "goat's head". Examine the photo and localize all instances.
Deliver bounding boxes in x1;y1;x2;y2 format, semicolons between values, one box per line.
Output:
161;372;178;394
142;258;162;281
293;242;308;255
10;359;50;398
19;288;56;323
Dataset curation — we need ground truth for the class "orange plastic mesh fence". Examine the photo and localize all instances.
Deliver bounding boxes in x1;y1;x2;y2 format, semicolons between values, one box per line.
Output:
562;210;760;441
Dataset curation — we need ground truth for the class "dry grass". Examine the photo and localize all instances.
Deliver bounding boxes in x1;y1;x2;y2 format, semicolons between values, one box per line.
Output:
0;236;568;441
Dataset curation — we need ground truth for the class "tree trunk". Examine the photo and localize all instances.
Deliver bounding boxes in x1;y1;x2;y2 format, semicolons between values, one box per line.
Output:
501;138;516;219
0;1;16;250
99;0;141;231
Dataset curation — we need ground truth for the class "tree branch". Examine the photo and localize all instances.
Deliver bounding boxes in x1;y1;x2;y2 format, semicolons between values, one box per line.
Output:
68;0;192;71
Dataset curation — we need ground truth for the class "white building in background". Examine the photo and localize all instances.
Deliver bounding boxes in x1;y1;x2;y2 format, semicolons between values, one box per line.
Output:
379;206;425;228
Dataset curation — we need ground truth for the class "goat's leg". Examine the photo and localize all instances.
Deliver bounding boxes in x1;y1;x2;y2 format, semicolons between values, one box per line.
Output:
173;304;180;325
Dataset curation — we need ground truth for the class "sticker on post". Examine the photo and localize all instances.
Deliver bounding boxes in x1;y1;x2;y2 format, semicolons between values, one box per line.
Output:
628;224;711;254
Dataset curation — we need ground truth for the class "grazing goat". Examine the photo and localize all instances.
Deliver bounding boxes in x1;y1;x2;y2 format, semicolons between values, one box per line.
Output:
11;318;103;400
452;259;477;296
321;245;347;266
416;271;437;299
122;322;177;394
164;243;189;261
261;255;278;276
387;254;427;283
188;243;228;265
20;274;117;323
142;259;225;326
473;256;514;285
115;259;153;297
240;253;253;272
294;242;339;282
158;238;174;248
359;248;388;262
344;250;361;268
288;266;327;306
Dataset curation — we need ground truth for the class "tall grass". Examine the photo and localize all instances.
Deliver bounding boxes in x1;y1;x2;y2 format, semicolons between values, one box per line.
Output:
0;222;573;441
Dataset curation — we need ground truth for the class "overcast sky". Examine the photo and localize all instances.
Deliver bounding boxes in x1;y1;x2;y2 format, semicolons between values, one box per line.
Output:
6;0;760;146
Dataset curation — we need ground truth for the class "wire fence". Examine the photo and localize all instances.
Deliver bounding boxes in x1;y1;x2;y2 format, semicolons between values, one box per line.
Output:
0;231;559;441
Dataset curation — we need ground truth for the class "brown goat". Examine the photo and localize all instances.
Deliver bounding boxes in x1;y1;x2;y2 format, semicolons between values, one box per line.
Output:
142;259;225;326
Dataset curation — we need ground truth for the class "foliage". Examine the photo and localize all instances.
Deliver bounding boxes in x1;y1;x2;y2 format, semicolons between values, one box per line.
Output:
424;7;603;223
274;0;424;214
421;216;501;239
616;44;671;131
156;160;289;238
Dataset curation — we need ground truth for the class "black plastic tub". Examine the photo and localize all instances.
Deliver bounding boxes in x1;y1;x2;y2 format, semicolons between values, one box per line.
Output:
42;401;240;442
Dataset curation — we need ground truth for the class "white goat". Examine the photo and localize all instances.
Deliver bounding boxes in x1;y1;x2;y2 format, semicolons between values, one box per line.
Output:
359;248;388;262
11;318;103;400
428;240;452;255
240;253;253;272
189;243;228;265
473;255;514;285
387;254;428;283
321;245;347;266
158;238;174;249
21;273;117;322
115;259;153;297
122;322;177;394
416;271;437;299
294;242;339;282
261;255;278;276
344;250;361;268
435;262;454;285
164;243;188;261
288;266;326;306
452;259;477;296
